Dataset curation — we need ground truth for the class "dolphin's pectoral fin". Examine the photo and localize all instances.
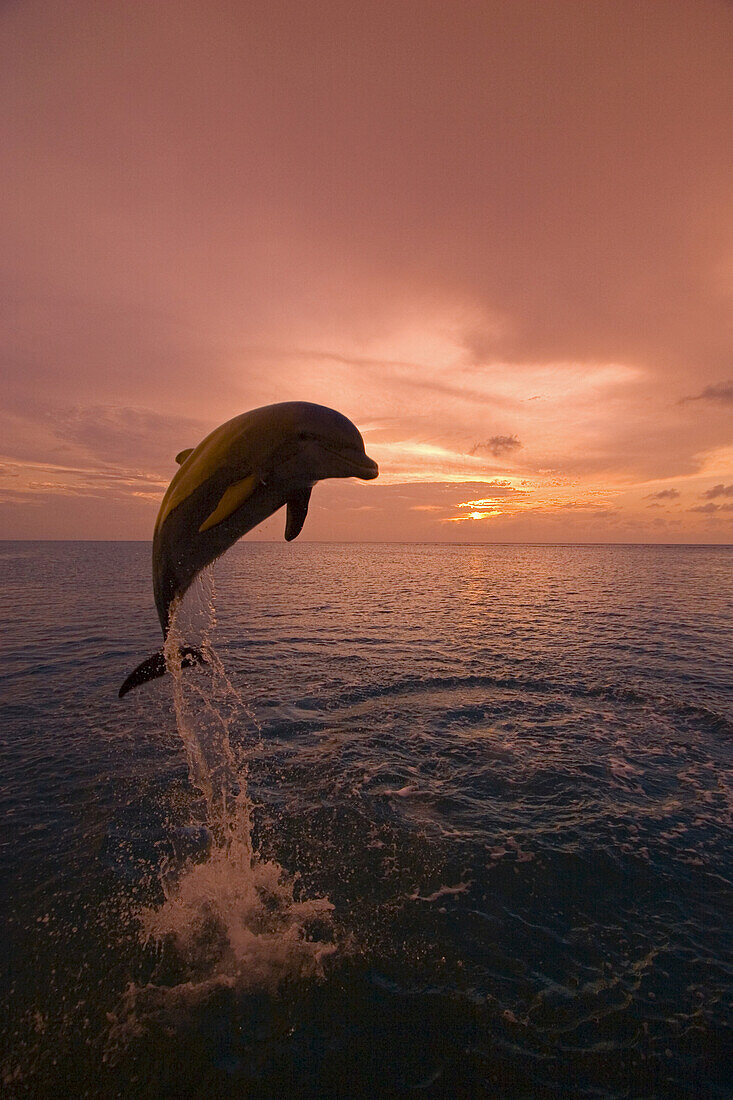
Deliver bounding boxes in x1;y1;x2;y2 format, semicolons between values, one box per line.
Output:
198;474;258;533
175;448;194;465
284;487;312;541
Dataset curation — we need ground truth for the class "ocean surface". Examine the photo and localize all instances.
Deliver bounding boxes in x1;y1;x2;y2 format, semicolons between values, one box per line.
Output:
0;541;731;1098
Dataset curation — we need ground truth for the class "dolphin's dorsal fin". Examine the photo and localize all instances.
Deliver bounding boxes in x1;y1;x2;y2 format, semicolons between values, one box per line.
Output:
198;474;258;533
284;487;312;542
175;448;194;465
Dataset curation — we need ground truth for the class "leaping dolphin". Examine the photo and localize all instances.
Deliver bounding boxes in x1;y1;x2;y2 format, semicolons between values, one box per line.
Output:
118;401;378;697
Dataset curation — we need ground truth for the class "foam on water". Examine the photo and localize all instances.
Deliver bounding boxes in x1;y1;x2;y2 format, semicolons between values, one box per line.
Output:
129;571;337;1004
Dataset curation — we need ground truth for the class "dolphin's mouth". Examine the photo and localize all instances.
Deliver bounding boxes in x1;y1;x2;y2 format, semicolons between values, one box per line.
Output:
324;446;379;479
340;452;379;479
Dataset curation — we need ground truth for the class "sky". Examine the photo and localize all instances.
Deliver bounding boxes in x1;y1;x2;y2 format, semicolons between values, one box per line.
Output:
2;0;732;543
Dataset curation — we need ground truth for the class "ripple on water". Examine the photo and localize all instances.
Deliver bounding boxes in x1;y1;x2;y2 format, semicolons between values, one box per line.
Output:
1;543;731;1097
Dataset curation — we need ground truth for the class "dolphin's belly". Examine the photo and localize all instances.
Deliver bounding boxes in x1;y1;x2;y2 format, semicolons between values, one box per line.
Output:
152;477;289;633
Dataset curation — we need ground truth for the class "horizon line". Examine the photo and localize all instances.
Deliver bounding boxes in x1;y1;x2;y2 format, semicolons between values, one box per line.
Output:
1;539;731;548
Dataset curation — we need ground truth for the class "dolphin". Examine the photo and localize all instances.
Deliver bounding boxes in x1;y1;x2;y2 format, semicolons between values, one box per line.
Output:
118;401;378;697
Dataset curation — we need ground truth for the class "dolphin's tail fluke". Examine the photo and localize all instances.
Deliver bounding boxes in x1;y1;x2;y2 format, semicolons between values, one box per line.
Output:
118;645;207;698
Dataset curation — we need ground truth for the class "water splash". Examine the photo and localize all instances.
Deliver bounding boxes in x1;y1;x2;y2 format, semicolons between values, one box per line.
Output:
134;570;336;995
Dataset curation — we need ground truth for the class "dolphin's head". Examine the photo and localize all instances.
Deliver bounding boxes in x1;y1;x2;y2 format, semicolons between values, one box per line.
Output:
270;402;379;485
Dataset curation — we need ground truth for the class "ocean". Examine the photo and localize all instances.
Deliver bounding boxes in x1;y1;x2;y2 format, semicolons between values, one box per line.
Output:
1;541;731;1098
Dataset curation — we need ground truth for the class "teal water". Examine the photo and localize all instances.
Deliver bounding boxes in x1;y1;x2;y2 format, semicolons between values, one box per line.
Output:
1;542;731;1097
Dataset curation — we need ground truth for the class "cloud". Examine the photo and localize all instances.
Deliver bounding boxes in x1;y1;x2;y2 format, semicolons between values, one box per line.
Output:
461;324;508;364
50;405;211;472
690;503;719;514
469;435;522;458
0;486;49;507
558;499;618;514
0;457;167;502
703;483;733;499
646;488;680;500
681;381;733;405
2;1;733;540
457;481;528;502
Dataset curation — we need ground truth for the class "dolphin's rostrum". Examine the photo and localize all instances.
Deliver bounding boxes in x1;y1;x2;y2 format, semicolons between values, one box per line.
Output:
118;401;378;697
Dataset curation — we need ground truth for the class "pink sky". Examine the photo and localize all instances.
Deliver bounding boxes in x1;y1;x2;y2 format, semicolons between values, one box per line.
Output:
2;0;732;542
